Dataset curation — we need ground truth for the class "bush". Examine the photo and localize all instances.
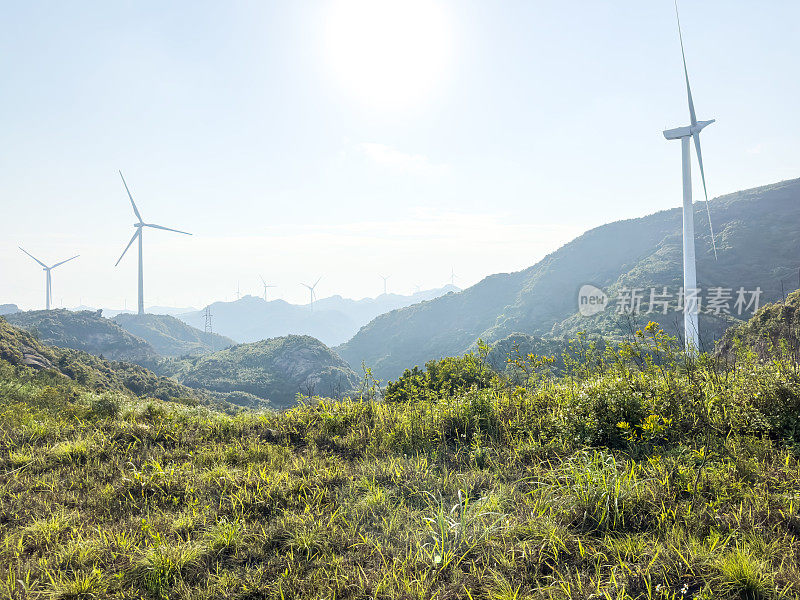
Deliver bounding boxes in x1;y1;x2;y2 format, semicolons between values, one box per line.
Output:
385;354;497;403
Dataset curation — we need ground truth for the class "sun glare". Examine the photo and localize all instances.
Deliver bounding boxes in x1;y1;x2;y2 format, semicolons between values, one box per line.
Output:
323;0;454;111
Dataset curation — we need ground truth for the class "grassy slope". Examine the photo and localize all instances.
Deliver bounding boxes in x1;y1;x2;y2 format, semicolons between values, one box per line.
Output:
2;331;799;598
339;178;800;380
111;313;235;358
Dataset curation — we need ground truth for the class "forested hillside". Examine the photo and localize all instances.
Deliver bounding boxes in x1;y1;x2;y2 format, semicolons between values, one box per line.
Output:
339;178;800;380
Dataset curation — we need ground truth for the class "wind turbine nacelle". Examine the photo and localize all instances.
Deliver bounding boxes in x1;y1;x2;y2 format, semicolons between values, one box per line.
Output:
663;119;715;140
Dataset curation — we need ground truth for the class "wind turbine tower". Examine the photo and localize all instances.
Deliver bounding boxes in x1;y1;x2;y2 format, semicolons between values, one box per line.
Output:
259;276;276;301
301;278;321;311
19;247;79;310
663;3;719;354
379;274;390;296
449;266;457;287
115;171;192;316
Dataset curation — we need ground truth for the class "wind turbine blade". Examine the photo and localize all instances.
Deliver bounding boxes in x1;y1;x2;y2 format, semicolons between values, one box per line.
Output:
119;171;144;223
693;132;718;259
675;1;697;127
260;275;266;285
313;277;321;288
19;247;47;268
115;230;140;266
144;223;192;235
50;255;80;269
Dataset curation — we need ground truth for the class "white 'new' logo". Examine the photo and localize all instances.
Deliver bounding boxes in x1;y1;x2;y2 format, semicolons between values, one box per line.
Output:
578;284;608;316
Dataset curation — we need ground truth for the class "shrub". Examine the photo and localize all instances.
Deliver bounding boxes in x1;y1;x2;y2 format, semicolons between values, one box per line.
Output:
385;354;497;403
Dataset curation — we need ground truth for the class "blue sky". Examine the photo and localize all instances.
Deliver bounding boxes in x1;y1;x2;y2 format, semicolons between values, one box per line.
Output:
2;1;798;310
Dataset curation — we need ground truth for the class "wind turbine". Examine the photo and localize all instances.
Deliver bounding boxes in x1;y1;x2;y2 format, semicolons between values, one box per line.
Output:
19;247;79;310
449;266;458;287
259;276;276;301
114;171;191;316
663;3;718;354
301;278;321;311
379;274;390;295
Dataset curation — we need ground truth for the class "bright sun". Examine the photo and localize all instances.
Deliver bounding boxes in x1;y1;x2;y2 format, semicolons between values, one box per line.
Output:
323;0;454;111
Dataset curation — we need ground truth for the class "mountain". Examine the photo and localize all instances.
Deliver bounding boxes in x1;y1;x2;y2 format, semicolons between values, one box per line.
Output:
112;313;235;357
0;304;19;315
338;178;800;381
5;309;161;368
0;316;204;404
177;285;460;346
165;335;359;408
99;305;199;318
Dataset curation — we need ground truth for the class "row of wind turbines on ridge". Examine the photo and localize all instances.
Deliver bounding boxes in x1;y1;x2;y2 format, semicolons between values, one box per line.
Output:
20;171;461;314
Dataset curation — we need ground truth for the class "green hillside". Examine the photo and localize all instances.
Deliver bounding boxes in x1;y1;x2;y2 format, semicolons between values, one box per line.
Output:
112;313;235;357
166;335;359;408
716;289;800;362
339;178;800;380
2;325;799;598
0;316;202;404
5;309;161;368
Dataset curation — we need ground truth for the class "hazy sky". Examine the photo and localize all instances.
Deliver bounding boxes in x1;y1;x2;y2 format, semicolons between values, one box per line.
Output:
2;1;798;310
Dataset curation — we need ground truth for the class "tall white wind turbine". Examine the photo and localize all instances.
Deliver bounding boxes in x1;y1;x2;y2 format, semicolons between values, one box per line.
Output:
379;274;390;296
114;171;191;316
19;247;79;310
259;276;276;301
301;278;321;311
663;3;718;354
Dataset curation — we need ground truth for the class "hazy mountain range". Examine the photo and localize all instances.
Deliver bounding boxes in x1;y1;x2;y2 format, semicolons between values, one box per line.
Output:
5;177;799;396
176;285;461;346
338;178;800;381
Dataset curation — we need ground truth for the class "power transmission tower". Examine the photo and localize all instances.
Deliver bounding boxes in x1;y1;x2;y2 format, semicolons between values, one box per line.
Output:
203;306;214;351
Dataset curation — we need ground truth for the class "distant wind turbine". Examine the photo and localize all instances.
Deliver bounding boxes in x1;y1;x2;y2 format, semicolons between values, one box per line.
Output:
259;276;276;301
379;274;390;295
301;278;321;311
449;266;458;286
19;247;79;310
663;2;718;353
115;171;191;316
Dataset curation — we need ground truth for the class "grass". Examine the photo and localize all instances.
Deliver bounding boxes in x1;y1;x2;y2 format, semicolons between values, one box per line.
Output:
1;325;800;598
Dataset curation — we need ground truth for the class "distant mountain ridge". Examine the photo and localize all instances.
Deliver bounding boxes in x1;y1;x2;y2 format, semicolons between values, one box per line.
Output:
177;285;460;346
112;313;235;357
0;304;19;316
338;178;800;381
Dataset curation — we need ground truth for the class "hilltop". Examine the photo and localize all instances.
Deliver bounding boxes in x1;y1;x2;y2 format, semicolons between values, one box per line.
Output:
112;313;235;357
0;304;19;315
177;285;460;346
339;178;800;380
5;309;161;368
165;335;359;408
